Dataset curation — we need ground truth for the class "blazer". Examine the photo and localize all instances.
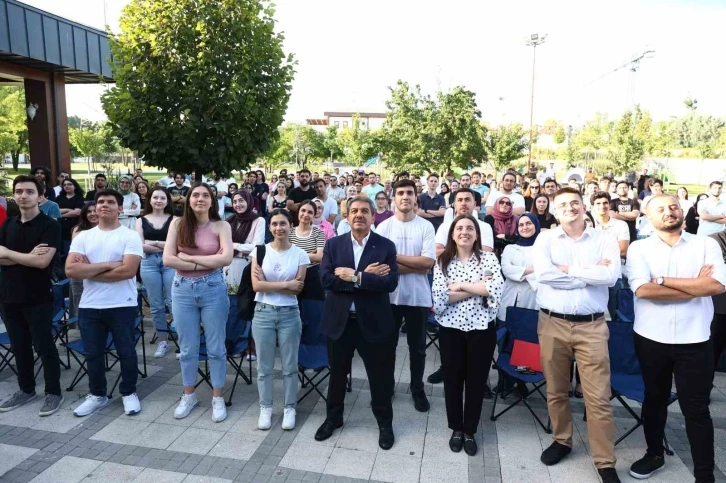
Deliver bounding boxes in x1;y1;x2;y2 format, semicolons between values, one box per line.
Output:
319;231;399;342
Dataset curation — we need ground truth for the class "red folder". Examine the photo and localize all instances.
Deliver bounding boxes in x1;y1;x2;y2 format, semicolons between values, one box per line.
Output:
510;340;543;373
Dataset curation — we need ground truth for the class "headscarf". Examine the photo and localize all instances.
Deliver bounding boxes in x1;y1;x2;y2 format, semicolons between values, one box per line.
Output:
228;190;258;243
312;199;324;226
119;175;133;196
490;195;517;237
516;213;541;247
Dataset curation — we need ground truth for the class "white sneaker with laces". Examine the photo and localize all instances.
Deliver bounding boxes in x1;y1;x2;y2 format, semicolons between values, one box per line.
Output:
281;407;296;430
122;393;141;415
154;341;169;358
258;406;273;430
212;396;227;423
73;395;110;417
174;393;198;419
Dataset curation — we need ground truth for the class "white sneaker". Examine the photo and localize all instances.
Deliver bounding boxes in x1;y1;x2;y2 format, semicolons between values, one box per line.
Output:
247;353;257;361
281;407;296;430
175;350;181;360
212;396;227;423
122;393;141;415
174;393;198;419
73;395;110;417
258;406;273;430
154;341;169;358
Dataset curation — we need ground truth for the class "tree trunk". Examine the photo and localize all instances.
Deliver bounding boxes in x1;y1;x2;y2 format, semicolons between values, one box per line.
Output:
195;167;204;184
10;150;19;171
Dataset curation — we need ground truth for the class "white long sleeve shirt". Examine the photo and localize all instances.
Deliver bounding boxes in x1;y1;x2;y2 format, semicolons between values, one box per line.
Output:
497;244;538;321
626;232;726;344
533;226;621;315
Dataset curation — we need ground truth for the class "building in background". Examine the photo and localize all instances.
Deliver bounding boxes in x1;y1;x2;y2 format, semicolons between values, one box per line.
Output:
306;112;386;133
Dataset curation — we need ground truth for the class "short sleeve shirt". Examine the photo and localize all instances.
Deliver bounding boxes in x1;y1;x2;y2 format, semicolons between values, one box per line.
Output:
69;226;144;309
287;187;317;223
418;192;446;232
610;198;639;242
0;213;61;304
169;185;190;216
56;195;85;240
252;244;309;306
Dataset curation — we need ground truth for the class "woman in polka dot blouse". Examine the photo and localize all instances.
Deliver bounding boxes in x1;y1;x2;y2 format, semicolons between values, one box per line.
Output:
432;214;504;457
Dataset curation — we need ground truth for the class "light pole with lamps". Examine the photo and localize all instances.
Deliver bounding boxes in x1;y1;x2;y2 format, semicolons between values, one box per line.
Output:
525;33;547;175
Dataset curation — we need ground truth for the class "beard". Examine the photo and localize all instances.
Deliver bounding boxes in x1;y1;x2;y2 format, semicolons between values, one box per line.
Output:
659;217;684;233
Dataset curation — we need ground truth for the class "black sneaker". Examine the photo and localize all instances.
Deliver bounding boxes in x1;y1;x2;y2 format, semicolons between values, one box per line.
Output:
427;367;444;384
598;467;621;483
629;452;664;479
412;391;430;412
540;441;571;466
482;384;493;400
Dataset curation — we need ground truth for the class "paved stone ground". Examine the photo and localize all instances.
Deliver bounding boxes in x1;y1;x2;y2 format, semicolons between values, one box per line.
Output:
0;318;726;483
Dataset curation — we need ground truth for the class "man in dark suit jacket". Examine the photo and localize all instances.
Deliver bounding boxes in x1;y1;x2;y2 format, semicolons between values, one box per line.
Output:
315;196;399;450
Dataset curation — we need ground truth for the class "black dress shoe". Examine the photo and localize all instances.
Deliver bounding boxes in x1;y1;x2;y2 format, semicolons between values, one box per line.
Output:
427;367;444;384
379;427;395;450
540;441;571;466
597;467;621;483
412;391;430;412
463;434;478;456
314;420;343;441
449;430;464;453
482;384;493;400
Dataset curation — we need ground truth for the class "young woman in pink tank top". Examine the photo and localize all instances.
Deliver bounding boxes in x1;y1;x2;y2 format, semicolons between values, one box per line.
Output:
163;182;233;424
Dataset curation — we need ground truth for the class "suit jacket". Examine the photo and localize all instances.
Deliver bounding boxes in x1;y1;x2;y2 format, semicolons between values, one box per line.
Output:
319;230;399;342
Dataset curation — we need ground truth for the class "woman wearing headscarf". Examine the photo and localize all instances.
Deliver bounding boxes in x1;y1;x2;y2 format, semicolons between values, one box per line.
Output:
483;194;518;259
685;193;709;235
224;190;266;360
118;174;141;229
531;194;557;230
494;214;540;396
312;199;335;240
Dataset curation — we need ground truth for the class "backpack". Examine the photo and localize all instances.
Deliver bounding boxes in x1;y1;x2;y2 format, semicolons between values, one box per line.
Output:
236;244;266;321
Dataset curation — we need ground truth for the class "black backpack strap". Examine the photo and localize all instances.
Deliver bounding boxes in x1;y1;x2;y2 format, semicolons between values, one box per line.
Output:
257;244;266;266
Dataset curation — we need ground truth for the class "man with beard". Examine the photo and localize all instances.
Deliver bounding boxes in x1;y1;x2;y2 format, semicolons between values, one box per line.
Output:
327;174;346;204
484;172;525;216
85;174;108;202
169;173;190;217
32;166;56;201
533;187;621;483
626;194;726;483
286;169;316;224
609;181;640;243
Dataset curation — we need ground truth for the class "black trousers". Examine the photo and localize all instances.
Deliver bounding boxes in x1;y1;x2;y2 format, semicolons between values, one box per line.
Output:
392;305;428;394
711;313;726;379
0;302;61;396
634;333;714;482
326;315;396;429
439;325;496;435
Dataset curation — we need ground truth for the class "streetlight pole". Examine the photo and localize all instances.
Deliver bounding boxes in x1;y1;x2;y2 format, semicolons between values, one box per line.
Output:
525;33;546;175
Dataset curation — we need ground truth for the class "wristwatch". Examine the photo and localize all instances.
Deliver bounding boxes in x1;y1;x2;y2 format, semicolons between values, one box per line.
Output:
351;274;358;284
656;277;665;285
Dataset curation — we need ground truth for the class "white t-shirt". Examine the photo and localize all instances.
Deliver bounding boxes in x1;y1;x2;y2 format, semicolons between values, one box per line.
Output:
595;217;630;242
317;196;338;220
376;216;436;307
436;218;494;251
252;244;310;307
327;186;346;203
69;226;143;309
698;197;726;236
485;191;525;211
158;176;175;188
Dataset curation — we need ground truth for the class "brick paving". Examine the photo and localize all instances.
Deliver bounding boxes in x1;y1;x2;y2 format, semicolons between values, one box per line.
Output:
0;319;725;482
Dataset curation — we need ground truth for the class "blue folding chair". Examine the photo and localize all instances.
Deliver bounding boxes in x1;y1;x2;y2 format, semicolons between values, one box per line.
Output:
298;299;331;403
106;315;147;398
65;332;114;392
0;330;16;376
224;295;253;407
604;321;677;453
34;279;75;377
490;307;552;433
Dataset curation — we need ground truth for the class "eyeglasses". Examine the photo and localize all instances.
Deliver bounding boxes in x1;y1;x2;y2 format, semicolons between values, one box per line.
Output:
555;200;582;210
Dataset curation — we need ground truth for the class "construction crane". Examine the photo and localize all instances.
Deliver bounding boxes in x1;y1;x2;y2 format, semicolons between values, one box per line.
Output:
584;50;655;107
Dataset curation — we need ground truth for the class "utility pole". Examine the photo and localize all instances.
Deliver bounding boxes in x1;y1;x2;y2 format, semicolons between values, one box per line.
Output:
525;33;547;174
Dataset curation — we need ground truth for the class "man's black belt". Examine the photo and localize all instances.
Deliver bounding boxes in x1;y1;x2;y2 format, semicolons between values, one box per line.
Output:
541;309;603;323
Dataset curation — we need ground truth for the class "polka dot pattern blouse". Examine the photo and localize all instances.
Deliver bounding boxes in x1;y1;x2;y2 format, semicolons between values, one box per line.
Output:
432;251;504;331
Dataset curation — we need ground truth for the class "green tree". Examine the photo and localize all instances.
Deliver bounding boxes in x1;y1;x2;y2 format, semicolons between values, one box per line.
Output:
607;107;646;176
667;112;724;149
322;125;343;164
553;124;566;144
70;126;105;175
101;0;295;179
338;114;379;165
0;87;29;170
485;123;528;172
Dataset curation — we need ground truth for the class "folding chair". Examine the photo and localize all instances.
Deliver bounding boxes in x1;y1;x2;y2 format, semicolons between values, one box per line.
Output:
224;295;253;406
425;317;440;351
65;332;113;392
604;321;677;454
298;299;330;404
490;306;552;433
107;315;148;398
34;279;75;377
0;330;17;376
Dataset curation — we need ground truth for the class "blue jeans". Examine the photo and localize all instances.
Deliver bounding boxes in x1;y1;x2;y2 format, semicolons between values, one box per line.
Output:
252;303;302;408
140;253;174;334
79;306;138;397
172;270;229;389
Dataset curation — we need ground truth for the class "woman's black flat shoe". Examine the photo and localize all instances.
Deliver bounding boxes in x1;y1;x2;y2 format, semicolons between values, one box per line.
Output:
449;430;464;453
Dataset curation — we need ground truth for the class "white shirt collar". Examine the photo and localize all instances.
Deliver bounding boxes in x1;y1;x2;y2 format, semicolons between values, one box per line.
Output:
350;231;371;248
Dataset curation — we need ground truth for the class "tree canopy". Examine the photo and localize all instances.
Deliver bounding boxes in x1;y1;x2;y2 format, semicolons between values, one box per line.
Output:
101;0;295;179
0;87;28;171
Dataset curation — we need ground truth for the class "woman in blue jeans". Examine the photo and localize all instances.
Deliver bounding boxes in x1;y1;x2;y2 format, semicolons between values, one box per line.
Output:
163;183;234;423
251;209;308;431
136;186;175;358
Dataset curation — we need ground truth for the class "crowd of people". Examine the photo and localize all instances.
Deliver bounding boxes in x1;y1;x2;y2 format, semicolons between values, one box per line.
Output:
0;164;725;483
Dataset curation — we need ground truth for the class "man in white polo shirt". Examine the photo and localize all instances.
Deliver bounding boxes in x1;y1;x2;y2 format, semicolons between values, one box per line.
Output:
485;172;525;216
626;194;726;483
376;179;436;413
697;181;726;236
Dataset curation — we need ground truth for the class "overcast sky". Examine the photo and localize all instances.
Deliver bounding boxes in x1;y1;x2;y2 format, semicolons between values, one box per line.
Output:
21;0;726;126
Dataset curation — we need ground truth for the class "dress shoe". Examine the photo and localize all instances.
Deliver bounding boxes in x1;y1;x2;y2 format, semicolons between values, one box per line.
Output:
482;384;493;400
449;430;464;453
597;467;621;483
540;441;572;466
427;367;443;384
412;391;430;412
314;420;343;441
379;427;395;450
463;434;478;456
